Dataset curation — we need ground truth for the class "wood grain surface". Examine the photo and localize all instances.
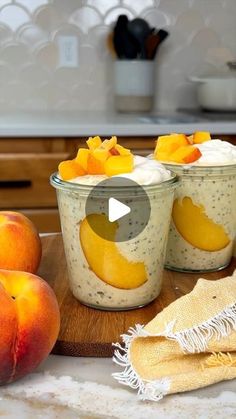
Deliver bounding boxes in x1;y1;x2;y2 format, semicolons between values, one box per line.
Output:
38;234;236;358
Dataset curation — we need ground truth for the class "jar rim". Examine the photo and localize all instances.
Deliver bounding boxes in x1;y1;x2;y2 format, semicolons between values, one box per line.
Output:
50;171;179;195
163;162;236;176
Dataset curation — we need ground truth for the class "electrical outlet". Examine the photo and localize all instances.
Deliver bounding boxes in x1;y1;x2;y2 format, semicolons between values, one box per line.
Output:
58;36;78;68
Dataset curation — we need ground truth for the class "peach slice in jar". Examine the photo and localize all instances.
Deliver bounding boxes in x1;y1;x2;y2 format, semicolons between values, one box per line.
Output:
80;214;147;289
172;197;230;251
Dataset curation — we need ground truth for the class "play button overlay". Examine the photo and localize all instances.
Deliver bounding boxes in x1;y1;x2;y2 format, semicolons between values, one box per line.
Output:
108;197;131;222
85;176;151;242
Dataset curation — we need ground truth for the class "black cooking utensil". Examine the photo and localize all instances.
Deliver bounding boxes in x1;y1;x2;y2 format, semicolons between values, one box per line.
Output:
113;15;140;59
127;18;150;59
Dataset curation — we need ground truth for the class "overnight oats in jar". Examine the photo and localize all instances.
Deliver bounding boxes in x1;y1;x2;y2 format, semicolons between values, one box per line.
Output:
51;136;178;310
154;132;236;272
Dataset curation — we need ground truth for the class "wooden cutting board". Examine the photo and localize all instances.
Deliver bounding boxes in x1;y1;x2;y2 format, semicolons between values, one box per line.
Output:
38;234;236;357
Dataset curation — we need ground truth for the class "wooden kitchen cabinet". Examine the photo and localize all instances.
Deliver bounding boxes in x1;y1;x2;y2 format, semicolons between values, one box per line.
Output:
20;209;61;232
0;135;235;233
0;138;69;233
0;153;69;208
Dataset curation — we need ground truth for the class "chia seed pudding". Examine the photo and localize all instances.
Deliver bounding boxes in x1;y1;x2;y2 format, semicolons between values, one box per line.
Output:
51;157;178;310
164;140;236;272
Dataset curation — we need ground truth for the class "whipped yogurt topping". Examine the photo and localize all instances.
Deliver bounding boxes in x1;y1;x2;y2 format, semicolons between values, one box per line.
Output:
195;139;236;165
114;155;172;185
69;155;172;186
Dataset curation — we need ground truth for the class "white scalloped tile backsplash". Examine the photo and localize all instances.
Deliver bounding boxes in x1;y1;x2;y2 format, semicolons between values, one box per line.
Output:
0;0;235;111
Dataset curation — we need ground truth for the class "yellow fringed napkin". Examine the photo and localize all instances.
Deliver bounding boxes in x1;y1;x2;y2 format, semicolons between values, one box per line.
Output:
113;271;236;401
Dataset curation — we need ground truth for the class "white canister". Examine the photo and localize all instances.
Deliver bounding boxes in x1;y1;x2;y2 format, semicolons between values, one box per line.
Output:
114;60;155;112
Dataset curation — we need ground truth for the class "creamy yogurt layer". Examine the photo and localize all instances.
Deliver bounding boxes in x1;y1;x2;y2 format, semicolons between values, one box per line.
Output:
195;139;236;165
68;155;172;186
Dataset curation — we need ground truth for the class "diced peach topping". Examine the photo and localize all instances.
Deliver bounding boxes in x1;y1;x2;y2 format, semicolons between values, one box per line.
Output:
105;155;134;177
193;131;211;144
92;148;110;162
58;160;85;180
75;148;90;171
154;151;173;162
110;147;120;156
169;145;202;164
113;144;131;156
87;153;105;175
86;136;102;150
187;135;194;144
154;131;211;164
98;136;117;151
154;133;189;157
58;136;133;180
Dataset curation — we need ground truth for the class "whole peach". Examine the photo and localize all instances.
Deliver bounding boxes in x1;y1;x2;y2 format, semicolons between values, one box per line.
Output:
0;211;42;273
0;269;60;384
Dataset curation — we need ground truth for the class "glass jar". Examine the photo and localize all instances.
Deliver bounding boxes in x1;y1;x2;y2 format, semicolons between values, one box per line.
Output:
50;172;178;310
164;163;236;272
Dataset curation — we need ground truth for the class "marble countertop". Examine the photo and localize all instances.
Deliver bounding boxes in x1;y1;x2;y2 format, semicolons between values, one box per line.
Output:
0;111;236;137
1;354;236;418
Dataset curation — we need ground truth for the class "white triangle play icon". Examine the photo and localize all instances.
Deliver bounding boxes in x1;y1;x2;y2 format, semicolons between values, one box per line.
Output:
108;197;131;223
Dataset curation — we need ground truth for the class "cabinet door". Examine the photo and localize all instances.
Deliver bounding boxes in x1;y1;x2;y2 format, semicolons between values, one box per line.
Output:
20;209;61;233
0;153;69;208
